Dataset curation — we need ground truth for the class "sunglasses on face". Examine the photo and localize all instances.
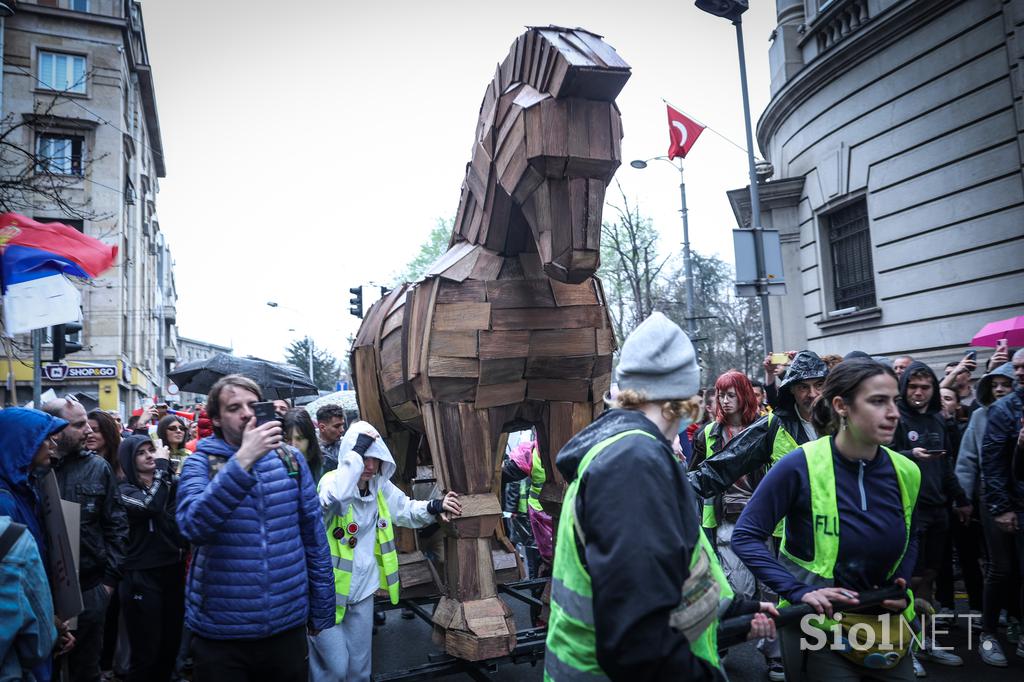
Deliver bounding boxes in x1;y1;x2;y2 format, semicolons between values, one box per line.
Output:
166;425;185;432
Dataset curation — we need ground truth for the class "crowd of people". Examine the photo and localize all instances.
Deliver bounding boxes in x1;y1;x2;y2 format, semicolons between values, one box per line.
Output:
0;381;457;682
2;315;1023;682
542;316;1024;681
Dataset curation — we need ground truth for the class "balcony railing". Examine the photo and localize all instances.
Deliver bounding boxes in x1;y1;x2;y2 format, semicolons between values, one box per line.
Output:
812;0;871;53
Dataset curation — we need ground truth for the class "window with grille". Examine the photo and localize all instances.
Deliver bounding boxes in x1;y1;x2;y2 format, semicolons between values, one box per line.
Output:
826;199;876;311
38;51;87;94
36;134;85;175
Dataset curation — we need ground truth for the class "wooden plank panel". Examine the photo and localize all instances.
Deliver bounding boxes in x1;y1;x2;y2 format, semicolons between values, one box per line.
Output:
422;402;451;490
439;248;481;282
485;280;555;309
428;356;480;378
529;328;596;357
433;303;492;331
381;303;405;340
519;252;545;279
593;354;613;376
596;325;616;355
478;358;526;386
470;250;504;280
475;381;527;409
479;330;530;359
491;305;605;330
527;380;589;402
429;330;478;358
430;378;478;402
592;373;612;404
437;280;486;303
525;355;595;379
391;400;420;422
549;278;599;306
353;347;387;434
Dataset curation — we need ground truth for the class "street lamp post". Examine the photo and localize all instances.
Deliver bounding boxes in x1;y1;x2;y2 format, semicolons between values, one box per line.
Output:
630;157;697;338
695;0;774;353
266;301;314;382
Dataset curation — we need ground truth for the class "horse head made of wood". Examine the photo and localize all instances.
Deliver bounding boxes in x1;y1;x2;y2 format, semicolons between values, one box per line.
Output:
451;26;631;284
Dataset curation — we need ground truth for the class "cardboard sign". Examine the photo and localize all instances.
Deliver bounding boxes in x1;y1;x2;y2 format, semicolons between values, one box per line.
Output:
40;471;83;621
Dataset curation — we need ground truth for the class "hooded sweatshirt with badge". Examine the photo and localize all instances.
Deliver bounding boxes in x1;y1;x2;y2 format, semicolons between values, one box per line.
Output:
317;421;437;606
892;361;968;508
117;435;186;570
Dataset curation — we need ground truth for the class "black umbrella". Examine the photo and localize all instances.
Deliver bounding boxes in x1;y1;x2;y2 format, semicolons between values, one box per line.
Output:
168;353;318;399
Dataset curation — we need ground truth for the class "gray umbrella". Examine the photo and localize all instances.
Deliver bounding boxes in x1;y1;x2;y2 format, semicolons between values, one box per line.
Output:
303;390;359;420
168;353;318;400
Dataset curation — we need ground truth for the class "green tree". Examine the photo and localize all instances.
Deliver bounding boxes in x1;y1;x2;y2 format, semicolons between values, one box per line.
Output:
285;337;341;391
393;217;454;285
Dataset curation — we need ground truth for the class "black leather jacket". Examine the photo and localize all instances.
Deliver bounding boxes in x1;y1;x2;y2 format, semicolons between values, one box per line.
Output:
53;450;127;590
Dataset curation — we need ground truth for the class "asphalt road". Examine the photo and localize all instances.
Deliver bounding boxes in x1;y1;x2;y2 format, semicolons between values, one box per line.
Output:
371;595;1024;681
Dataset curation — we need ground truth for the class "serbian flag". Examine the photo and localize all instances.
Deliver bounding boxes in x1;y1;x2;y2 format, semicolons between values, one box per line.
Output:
667;104;705;160
0;213;117;335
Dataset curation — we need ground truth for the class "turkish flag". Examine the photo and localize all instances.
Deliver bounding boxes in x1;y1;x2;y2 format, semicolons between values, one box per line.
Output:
666;105;705;160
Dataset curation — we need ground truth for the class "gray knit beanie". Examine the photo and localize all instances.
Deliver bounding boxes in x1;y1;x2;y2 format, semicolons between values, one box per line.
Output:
615;312;699;401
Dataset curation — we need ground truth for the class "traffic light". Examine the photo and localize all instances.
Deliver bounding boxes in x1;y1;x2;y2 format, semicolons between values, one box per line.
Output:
349;286;363;319
52;321;83;362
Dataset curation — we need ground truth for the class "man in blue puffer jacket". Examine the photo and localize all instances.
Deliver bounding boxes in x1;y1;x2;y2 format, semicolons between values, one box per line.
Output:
176;374;334;682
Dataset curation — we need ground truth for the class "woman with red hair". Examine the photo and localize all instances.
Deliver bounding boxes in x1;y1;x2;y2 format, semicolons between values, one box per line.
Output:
689;370;784;679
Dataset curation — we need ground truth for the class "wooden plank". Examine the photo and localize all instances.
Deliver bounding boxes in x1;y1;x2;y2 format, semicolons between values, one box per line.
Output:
381;301;405;340
525;355;595;379
430;378;478;403
439;248;480;282
353;347;387;434
596;324;616;355
592;373;612;403
549;278;599;306
432;302;492;331
429;330;478;358
475;381;527;409
425;240;475;278
470;249;504;280
437;280;486;303
491;305;605;330
478;330;530;359
422;402;451;491
529;328;596;357
518;252;545;279
428;356;480;378
478;358;526;386
527;380;589;402
593;354;613;377
391;400;420;422
406;280;436;380
485;280;555;309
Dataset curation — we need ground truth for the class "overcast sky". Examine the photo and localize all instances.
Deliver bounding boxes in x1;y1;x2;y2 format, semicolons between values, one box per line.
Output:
142;0;776;366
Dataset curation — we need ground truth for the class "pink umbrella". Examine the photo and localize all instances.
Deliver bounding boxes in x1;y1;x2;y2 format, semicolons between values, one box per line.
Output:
971;315;1024;347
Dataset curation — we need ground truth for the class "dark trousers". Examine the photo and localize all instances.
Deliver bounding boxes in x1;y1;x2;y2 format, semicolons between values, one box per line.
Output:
981;508;1024;633
936;509;984;611
121;564;185;682
69;583;112;682
192;625;308;682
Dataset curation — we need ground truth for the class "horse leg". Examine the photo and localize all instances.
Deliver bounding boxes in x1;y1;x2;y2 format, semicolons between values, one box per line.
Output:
422;401;516;661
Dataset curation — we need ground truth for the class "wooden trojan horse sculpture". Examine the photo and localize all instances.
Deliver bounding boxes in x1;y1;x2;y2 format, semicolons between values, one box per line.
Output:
351;27;630;660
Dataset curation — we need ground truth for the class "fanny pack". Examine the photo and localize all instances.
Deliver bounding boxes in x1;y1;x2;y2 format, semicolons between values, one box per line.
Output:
668;544;722;642
833;612;910;670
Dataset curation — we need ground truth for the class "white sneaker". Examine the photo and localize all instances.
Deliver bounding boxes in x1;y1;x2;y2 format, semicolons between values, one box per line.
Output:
980;634;1008;667
916;645;963;666
911;652;926;678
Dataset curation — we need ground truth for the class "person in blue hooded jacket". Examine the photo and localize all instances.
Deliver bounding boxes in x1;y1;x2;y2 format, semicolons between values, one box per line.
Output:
0;407;72;681
175;374;334;682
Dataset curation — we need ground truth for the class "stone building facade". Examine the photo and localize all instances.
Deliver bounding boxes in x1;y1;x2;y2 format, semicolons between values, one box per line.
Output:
0;0;175;414
730;0;1024;366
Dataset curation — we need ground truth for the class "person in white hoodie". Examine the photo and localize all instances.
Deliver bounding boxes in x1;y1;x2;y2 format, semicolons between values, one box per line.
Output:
309;421;461;681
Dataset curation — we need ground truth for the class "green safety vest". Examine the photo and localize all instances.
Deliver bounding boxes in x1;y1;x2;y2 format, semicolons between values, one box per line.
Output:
517;478;529;514
700;414;794;531
321;472;400;624
544;429;733;680
528;446;546;513
777;436;920;625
